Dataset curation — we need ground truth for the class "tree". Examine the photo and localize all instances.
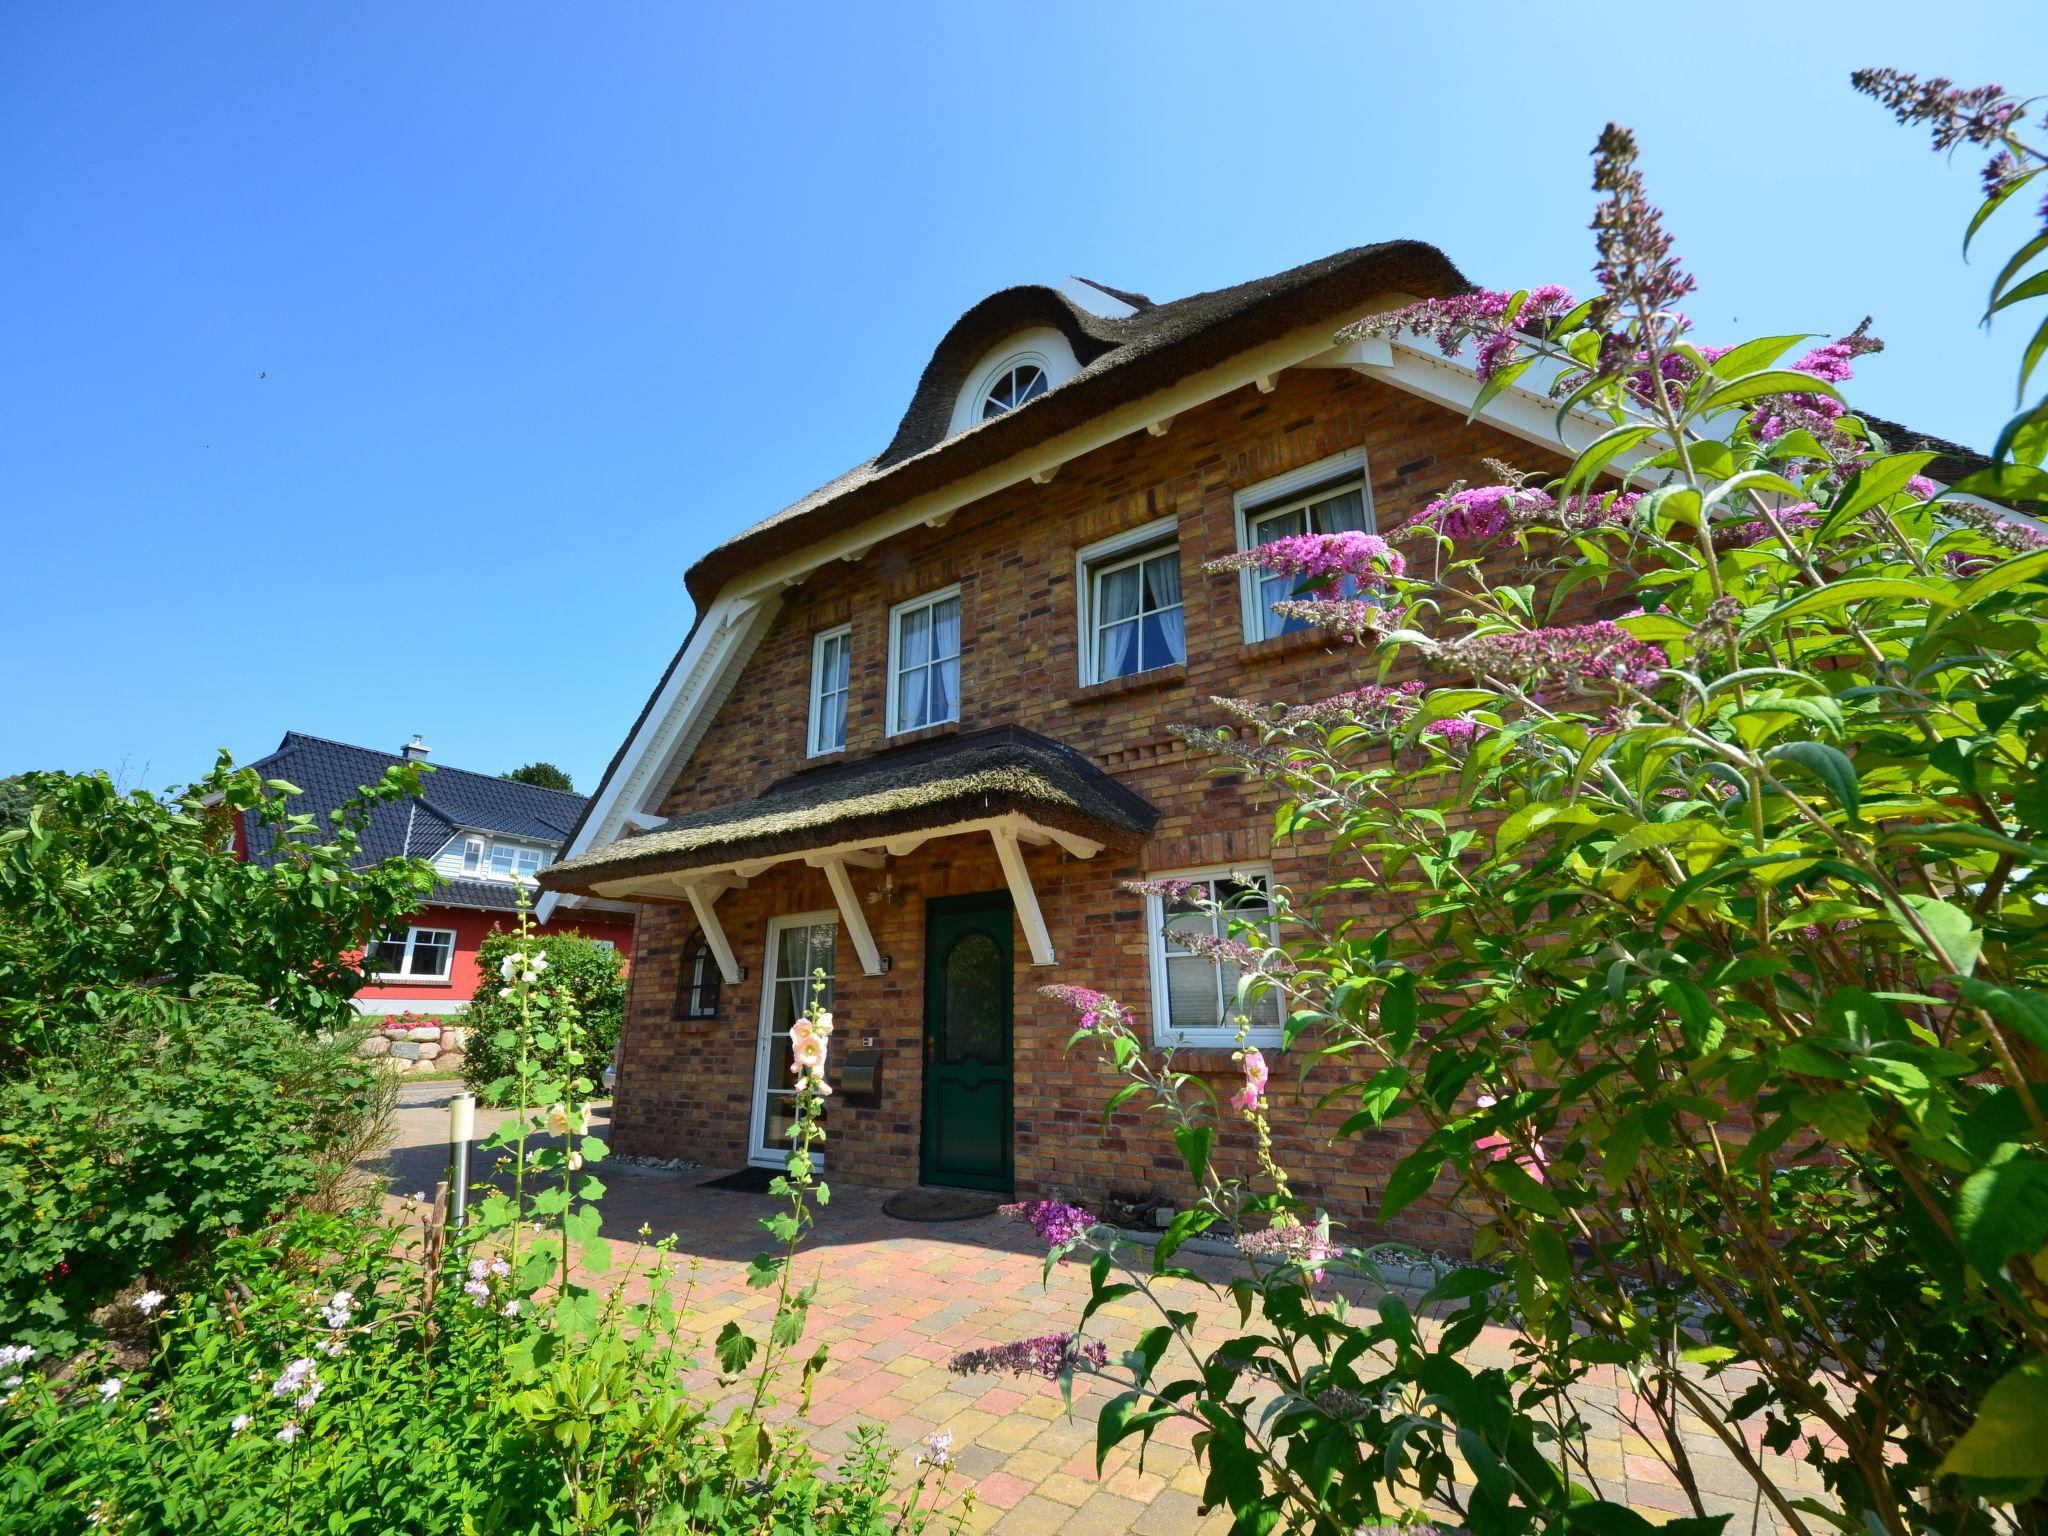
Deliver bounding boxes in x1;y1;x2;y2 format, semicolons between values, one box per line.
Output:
0;775;43;833
503;761;574;793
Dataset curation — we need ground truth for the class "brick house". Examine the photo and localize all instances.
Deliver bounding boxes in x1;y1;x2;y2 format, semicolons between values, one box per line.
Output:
534;242;1645;1242
238;731;635;1015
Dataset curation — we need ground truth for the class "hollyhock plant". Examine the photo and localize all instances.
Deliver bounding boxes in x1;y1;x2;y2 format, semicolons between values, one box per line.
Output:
1230;1048;1269;1113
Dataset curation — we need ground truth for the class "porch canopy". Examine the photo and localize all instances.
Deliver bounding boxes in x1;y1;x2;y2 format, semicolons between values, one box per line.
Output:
535;726;1159;977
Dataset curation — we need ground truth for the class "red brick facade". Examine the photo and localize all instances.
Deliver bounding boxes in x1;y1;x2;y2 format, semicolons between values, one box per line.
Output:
611;365;1569;1247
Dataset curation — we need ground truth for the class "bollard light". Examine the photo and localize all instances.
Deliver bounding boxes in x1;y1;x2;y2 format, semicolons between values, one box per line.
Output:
448;1092;477;1227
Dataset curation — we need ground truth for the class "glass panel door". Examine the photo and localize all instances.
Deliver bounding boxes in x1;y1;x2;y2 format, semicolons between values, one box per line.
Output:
750;915;838;1168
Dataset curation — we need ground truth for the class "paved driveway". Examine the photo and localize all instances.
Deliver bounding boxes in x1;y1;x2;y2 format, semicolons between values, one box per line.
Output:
373;1083;1817;1535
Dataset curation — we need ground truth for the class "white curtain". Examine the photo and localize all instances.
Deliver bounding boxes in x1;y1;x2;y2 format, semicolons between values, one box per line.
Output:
1147;554;1185;666
1099;565;1140;679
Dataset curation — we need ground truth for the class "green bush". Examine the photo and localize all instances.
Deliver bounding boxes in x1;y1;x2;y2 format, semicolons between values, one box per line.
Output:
0;984;391;1353
463;926;626;1104
0;757;436;1060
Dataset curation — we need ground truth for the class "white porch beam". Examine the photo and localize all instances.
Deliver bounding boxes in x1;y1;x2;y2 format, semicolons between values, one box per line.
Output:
1146;415;1175;438
1254;373;1277;394
990;825;1055;966
681;882;743;985
807;849;884;870
1041;827;1104;860
818;857;885;976
623;810;666;832
1030;464;1059;485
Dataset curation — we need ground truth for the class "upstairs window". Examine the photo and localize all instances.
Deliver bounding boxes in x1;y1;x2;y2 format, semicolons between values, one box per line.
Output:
367;925;457;982
459;837;485;873
1233;450;1375;642
980;361;1047;420
808;625;852;756
887;586;961;735
1076;519;1185;685
1144;868;1282;1049
489;842;547;880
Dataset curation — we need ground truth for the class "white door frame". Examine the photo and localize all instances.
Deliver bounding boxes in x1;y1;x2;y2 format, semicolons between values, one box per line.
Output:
748;910;840;1169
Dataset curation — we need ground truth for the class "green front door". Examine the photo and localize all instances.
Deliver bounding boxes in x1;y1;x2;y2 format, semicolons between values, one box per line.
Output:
921;892;1014;1192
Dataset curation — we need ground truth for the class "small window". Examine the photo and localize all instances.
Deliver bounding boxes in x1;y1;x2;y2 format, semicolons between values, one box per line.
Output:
809;625;852;756
488;842;546;880
679;933;721;1019
368;926;457;982
887;587;962;735
1144;868;1282;1049
1079;521;1185;685
980;362;1047;420
460;837;484;874
1233;451;1376;642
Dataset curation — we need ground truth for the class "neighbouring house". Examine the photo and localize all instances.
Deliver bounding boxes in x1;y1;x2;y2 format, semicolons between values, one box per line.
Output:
533;244;1984;1242
236;731;635;1016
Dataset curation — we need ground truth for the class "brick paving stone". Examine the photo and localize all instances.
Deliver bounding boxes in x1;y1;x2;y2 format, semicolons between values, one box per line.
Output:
368;1112;1837;1536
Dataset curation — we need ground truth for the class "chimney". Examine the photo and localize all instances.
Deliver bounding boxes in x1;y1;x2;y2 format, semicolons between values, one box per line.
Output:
401;734;432;762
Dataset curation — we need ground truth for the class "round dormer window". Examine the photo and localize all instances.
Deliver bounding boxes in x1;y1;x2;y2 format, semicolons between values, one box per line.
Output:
980;361;1048;420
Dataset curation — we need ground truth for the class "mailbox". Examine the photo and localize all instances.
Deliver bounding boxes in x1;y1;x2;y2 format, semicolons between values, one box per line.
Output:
840;1048;884;1103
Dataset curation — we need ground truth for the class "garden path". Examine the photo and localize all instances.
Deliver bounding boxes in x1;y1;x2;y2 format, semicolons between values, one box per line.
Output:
375;1083;1824;1536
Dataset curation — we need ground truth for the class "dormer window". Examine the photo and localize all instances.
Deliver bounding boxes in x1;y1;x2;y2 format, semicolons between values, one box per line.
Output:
980;360;1048;420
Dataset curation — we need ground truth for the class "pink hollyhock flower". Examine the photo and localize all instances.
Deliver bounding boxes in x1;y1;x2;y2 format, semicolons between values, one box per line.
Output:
1231;1048;1269;1114
1473;1093;1549;1183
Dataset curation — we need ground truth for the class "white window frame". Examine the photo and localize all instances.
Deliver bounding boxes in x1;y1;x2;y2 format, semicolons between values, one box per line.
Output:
807;623;853;757
749;911;840;1169
885;584;963;737
459;837;485;874
1144;864;1282;1049
487;841;549;882
367;925;458;982
1074;516;1184;687
1231;448;1374;643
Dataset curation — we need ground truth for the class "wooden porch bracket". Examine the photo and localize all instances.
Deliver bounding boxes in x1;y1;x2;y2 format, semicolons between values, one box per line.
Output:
814;856;886;976
989;823;1056;966
681;881;743;985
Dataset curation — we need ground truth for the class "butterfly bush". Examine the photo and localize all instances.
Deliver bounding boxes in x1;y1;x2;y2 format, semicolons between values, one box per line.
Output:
1012;75;2048;1536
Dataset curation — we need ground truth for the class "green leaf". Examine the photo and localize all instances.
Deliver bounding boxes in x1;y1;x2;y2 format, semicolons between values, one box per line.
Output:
1564;424;1660;500
1820;451;1938;535
1939;1354;2048;1480
1486;1159;1563;1216
1172;1124;1212;1187
1961;980;2048;1053
1468;354;1537;421
1746;577;1955;632
1989;268;2048;318
1705;334;1814;379
1953;1156;2048;1277
1951;464;2048;503
1891;894;1983;978
1701;369;1844;414
714;1321;758;1376
1955;547;2048;608
1380;1146;1445;1222
1967;165;2043;254
1763;741;1860;818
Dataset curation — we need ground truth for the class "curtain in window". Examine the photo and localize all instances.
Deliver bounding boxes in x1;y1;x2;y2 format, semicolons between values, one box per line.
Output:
1146;554;1185;666
930;598;960;722
1098;564;1141;679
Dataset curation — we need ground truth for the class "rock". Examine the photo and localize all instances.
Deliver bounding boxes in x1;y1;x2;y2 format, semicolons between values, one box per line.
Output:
359;1035;391;1057
439;1050;465;1074
390;1041;421;1061
407;1025;440;1042
417;1042;442;1061
441;1027;468;1050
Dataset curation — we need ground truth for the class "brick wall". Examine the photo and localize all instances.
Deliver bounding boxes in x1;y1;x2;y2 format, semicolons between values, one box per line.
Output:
613;365;1574;1247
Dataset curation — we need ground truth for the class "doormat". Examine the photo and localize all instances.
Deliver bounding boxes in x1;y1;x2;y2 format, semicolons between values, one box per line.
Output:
698;1167;778;1194
881;1188;1005;1223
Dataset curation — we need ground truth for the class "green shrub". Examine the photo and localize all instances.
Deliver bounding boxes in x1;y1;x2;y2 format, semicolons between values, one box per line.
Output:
463;926;626;1104
1017;73;2048;1536
0;983;391;1353
0;757;435;1060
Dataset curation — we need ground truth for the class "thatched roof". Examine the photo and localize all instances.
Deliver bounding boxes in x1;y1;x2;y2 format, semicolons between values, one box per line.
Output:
537;727;1158;896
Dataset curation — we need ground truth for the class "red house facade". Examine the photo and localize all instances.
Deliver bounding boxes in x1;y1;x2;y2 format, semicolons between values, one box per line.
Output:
238;732;634;1014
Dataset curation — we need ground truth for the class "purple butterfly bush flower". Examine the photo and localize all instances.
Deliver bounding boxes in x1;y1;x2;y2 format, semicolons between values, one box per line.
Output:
1038;983;1123;1034
999;1199;1097;1249
949;1332;1109;1379
1433;621;1667;695
1343;285;1576;382
1422;716;1492;748
1208;530;1406;585
1852;70;2021;153
1588;124;1695;327
1714;502;1823;550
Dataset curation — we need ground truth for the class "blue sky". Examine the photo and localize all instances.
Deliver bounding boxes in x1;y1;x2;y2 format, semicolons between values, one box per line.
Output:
3;3;2039;795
